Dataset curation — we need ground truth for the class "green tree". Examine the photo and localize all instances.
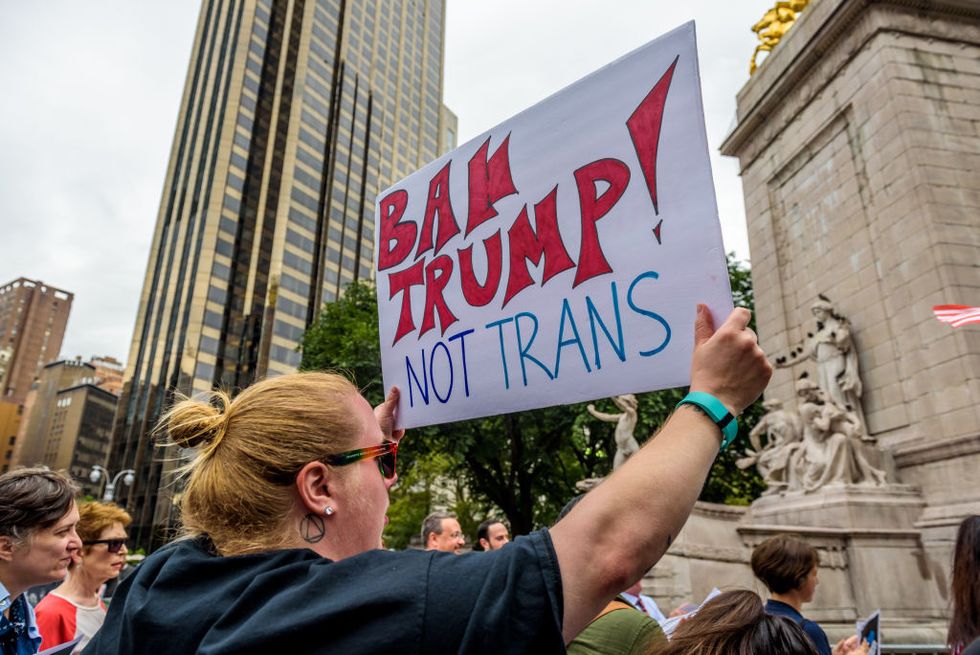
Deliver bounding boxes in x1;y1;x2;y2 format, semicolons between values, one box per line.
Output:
700;254;765;504
300;254;765;545
300;281;385;403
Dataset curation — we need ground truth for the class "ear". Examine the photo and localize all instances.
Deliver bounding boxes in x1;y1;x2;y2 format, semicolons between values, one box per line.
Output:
479;538;490;551
71;549;85;566
0;535;15;562
294;460;336;515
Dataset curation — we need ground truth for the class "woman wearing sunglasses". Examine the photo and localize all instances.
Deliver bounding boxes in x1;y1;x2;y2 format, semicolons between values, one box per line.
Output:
86;306;771;654
34;502;130;653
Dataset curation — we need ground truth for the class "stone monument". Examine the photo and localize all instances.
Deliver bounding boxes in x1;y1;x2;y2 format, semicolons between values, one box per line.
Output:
634;0;980;641
720;0;980;561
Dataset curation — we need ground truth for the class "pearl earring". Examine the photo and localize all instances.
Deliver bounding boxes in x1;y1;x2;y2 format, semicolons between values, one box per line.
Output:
323;506;334;516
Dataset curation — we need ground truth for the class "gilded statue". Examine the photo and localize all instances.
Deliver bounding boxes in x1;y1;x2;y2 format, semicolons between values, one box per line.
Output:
750;0;811;74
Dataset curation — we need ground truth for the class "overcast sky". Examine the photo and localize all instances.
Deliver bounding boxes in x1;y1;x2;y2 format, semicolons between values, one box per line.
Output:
0;0;774;364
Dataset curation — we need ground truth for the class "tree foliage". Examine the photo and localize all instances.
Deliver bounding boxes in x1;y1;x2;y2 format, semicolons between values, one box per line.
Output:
300;254;765;548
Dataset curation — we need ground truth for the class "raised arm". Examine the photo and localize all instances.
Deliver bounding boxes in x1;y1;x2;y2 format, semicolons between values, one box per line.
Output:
550;305;772;643
586;404;621;422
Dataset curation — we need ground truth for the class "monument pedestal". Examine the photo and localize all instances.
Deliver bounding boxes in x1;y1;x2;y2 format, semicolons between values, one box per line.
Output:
744;484;924;529
739;485;947;642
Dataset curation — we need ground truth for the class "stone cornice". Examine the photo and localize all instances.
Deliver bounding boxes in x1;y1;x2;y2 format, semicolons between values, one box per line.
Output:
737;524;921;539
666;542;747;563
894;432;980;467
692;500;748;520
720;0;980;160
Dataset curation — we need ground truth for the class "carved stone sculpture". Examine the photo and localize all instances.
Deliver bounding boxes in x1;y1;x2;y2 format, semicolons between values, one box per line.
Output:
736;398;803;494
789;378;886;492
587;394;641;469
775;296;867;435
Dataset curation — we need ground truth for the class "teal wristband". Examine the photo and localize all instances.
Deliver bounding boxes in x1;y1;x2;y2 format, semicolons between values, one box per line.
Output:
676;391;738;450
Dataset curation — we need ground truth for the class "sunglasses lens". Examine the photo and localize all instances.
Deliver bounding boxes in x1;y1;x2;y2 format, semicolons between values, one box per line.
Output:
379;451;396;478
108;540;126;553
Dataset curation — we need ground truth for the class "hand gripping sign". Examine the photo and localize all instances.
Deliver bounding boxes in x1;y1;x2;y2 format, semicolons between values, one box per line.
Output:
375;22;732;429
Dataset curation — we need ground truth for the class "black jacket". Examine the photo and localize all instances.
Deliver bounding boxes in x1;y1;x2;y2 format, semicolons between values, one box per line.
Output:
83;532;564;654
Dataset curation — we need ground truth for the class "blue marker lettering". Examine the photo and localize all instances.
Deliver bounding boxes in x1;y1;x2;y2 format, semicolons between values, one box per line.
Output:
554;298;592;377
405;349;429;407
447;328;475;397
429;341;454;404
514;312;555;385
626;271;671;356
485;317;514;390
586;280;626;369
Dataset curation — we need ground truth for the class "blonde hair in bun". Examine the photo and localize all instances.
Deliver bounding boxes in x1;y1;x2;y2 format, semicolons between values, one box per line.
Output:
164;389;233;457
158;372;359;555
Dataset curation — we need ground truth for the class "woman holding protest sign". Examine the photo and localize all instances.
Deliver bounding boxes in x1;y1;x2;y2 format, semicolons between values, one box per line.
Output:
85;305;772;653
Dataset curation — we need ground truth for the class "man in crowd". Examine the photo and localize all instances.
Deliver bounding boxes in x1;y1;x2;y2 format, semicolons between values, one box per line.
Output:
620;579;667;623
421;512;465;554
472;518;510;552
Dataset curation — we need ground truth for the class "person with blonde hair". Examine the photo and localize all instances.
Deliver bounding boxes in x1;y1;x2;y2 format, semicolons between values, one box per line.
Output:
86;306;772;653
0;468;80;655
34;502;131;653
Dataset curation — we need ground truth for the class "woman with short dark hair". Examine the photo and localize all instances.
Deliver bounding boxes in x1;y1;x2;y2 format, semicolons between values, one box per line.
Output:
948;515;980;655
0;468;81;655
751;535;866;655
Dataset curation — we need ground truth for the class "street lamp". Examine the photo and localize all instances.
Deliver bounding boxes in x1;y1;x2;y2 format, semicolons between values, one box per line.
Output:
89;465;136;502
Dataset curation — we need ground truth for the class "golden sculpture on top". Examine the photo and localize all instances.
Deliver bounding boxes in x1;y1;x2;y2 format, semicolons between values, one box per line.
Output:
750;0;811;75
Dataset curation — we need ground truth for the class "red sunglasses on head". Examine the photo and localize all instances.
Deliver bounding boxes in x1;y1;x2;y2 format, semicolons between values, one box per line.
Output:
323;440;398;479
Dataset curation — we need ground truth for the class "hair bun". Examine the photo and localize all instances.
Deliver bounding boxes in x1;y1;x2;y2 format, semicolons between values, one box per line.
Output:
166;391;232;450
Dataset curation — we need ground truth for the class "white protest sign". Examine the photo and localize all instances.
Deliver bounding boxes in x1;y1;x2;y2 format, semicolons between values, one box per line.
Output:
375;22;732;429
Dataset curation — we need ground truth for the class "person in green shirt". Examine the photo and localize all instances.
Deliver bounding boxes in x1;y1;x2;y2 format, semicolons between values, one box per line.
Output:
568;594;666;655
557;494;665;655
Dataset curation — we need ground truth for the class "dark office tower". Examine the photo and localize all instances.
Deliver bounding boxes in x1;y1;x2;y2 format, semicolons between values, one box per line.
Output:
109;0;456;548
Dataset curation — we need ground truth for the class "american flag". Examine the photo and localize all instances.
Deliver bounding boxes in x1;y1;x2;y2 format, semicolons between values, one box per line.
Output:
933;305;980;328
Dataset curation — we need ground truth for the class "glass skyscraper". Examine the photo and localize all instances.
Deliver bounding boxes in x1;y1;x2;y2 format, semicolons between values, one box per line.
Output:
109;0;456;547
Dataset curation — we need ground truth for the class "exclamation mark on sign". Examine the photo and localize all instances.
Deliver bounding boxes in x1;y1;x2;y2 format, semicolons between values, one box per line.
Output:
626;55;678;245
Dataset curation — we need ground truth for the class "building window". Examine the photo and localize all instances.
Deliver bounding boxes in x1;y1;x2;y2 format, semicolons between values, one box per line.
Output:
274;319;305;342
270;344;302;368
199;335;219;356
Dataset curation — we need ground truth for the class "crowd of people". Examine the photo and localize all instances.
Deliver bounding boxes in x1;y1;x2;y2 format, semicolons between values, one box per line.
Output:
0;307;977;654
